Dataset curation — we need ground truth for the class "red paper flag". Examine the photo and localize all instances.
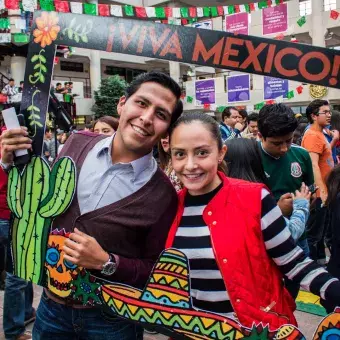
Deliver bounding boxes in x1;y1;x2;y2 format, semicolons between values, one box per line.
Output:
162;19;168;24
55;1;69;13
189;7;197;17
5;0;19;10
54;57;59;64
181;19;188;25
203;103;211;110
234;5;240;13
164;7;172;18
249;3;255;11
266;100;275;105
296;85;303;94
135;7;147;18
330;10;339;20
217;6;224;16
267;0;272;7
98;4;109;16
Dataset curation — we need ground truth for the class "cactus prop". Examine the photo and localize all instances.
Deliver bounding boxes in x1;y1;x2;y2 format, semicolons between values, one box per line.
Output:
7;156;76;284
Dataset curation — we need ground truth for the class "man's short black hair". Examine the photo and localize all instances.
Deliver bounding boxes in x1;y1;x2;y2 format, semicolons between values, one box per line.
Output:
56;82;61;87
20;81;24;85
306;99;329;124
125;71;183;127
9;78;14;82
64;82;69;85
238;109;247;120
222;107;238;121
69;82;73;85
258;104;298;139
247;112;259;124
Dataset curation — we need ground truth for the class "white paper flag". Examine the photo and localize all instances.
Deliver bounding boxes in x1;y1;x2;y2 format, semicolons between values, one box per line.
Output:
0;34;11;43
197;8;204;18
223;6;229;15
172;8;181;18
15;18;26;30
110;5;123;17
22;0;36;11
145;7;156;18
169;18;181;26
239;5;247;13
70;2;82;14
0;0;5;10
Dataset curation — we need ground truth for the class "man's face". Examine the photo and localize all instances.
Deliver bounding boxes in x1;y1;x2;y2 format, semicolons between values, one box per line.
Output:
260;132;294;158
56;84;61;90
9;80;14;87
69;84;73;89
116;82;177;158
45;131;52;140
237;115;246;125
248;120;258;136
312;105;331;128
224;109;241;129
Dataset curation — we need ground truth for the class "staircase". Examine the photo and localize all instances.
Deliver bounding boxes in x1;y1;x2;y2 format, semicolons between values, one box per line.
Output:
0;72;9;92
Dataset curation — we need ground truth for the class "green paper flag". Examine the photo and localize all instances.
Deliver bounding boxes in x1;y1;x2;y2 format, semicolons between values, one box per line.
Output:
13;33;29;43
255;102;265;110
228;5;235;14
297;16;306;27
83;3;96;15
275;0;282;4
187;96;193;103
0;18;10;30
244;4;251;13
188;18;197;24
155;7;165;18
287;90;295;99
203;7;210;17
210;7;218;17
258;1;268;9
124;5;134;16
39;0;55;11
218;106;226;113
180;7;189;18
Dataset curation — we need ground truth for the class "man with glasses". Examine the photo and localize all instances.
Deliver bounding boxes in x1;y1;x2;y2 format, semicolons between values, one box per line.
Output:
302;100;335;263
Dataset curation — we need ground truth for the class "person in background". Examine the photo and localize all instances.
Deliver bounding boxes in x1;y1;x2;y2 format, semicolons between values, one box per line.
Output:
236;109;248;132
241;112;259;139
1;79;17;97
331;110;340;163
293;117;309;145
55;83;63;94
18;81;24;94
302;100;335;264
93;116;119;136
84;124;93;132
57;132;70;154
166;112;340;331
219;106;242;142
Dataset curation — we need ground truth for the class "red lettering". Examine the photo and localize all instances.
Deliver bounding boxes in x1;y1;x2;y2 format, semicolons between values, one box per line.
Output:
264;44;276;73
274;48;302;77
221;37;244;68
239;41;267;72
330;55;340;86
192;34;224;65
137;26;148;53
149;27;171;55
119;23;140;50
160;31;183;59
299;52;330;82
106;25;115;52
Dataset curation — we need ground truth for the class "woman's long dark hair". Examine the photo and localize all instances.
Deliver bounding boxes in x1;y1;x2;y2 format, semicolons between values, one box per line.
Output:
326;165;340;206
224;138;267;184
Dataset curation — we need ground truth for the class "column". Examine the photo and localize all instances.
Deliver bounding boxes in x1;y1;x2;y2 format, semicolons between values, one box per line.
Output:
10;56;26;85
311;0;326;47
169;61;181;83
90;50;101;97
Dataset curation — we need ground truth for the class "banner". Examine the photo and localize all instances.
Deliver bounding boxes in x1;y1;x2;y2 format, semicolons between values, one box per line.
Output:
264;76;288;100
193;19;212;30
262;3;287;35
227;74;250;103
225;12;249;35
195;79;215;105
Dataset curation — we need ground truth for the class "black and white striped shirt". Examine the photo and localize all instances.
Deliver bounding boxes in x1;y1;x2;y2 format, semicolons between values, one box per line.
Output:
173;185;339;314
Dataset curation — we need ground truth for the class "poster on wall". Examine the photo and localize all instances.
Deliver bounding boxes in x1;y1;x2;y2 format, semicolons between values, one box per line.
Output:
195;79;216;105
262;3;288;35
225;13;249;35
264;76;289;100
193;19;213;30
227;74;250;103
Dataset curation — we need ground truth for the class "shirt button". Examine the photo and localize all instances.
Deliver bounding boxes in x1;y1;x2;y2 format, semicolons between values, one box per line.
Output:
208;211;212;216
212;221;217;225
222;258;227;264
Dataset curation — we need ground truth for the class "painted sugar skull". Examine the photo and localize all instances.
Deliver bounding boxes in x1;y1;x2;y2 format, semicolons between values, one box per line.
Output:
45;229;78;297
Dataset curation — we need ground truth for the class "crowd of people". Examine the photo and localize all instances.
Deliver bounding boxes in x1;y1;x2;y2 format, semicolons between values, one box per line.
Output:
0;71;340;339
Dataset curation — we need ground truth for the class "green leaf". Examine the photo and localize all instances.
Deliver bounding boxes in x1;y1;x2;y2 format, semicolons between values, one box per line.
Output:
69;17;76;29
67;29;73;40
39;55;46;63
29;121;35;126
81;35;88;43
28;114;35;120
33;106;40;112
34;114;40;119
39;74;45;83
34;64;40;70
34;72;40;77
27;105;34;111
35;121;43;127
40;65;47;72
31;55;39;62
74;33;79;43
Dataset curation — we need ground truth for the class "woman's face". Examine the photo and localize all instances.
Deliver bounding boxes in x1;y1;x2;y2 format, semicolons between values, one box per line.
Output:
170;121;226;196
94;122;115;136
161;136;170;153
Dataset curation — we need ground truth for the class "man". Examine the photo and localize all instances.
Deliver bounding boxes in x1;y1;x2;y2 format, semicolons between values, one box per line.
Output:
55;83;63;93
219;106;242;142
0;72;182;339
258;104;314;299
241;112;259;139
1;79;17;103
302;100;335;263
18;81;24;93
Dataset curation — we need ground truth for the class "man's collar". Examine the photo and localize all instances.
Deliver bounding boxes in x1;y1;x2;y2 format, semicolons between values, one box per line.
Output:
260;142;280;160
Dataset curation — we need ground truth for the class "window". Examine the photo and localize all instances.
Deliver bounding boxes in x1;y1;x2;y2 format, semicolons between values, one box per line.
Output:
299;0;312;16
60;61;84;73
324;0;337;11
104;66;146;82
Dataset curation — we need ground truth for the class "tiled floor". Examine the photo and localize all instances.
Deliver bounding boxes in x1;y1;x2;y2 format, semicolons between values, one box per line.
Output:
0;284;322;340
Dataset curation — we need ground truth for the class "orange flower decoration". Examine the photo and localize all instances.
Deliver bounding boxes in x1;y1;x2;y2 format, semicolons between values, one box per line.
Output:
33;12;60;48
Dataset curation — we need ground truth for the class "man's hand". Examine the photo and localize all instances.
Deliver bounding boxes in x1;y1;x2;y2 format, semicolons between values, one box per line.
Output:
291;182;311;201
63;228;109;270
0;127;31;164
234;122;245;131
278;192;293;217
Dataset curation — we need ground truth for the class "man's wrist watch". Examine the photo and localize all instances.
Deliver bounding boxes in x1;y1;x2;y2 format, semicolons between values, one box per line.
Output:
101;253;117;276
0;159;13;173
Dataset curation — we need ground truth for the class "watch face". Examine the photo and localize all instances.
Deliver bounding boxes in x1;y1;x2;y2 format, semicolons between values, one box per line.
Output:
102;262;116;276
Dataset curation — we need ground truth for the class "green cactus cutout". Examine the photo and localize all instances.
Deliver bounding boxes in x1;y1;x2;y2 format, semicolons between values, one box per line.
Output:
7;156;76;284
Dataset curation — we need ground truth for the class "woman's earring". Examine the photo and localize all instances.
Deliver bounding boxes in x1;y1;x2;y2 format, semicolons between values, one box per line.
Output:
218;159;222;164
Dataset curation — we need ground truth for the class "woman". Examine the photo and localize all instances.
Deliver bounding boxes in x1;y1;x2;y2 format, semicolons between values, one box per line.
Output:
93;116;119;136
165;112;340;331
158;135;182;192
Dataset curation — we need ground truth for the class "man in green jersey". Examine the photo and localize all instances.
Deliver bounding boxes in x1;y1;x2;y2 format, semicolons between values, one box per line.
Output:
258;104;314;299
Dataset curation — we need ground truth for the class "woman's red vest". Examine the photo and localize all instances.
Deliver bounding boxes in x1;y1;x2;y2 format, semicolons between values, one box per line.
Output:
166;172;297;331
